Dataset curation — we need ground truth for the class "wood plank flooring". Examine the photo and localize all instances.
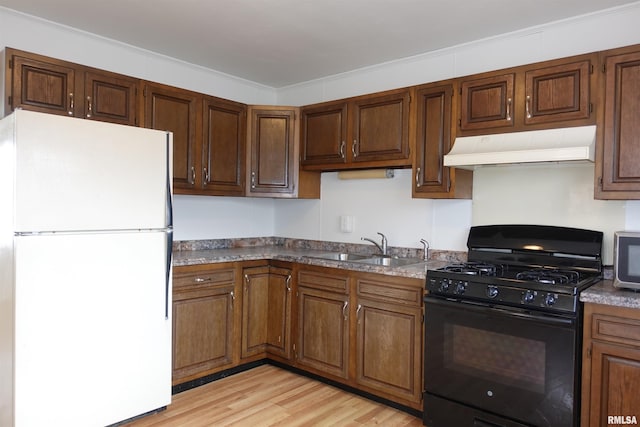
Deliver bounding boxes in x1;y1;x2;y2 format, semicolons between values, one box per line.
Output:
124;365;423;426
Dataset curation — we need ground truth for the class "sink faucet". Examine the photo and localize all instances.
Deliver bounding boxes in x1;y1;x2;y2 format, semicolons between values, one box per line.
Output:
362;232;388;256
420;238;430;261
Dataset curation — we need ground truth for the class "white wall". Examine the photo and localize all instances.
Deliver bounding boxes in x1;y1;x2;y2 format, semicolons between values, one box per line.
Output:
2;4;640;254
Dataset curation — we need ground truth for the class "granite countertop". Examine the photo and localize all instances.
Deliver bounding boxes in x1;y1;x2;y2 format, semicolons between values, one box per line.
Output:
581;279;640;309
173;245;451;280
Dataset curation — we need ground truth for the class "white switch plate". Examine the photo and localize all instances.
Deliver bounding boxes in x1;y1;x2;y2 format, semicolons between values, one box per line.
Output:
340;215;354;233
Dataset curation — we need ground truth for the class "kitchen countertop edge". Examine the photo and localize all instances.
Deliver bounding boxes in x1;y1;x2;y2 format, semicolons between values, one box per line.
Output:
580;279;640;309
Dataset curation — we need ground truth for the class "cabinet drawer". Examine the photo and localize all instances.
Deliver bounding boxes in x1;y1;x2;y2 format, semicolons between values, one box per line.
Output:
592;314;640;347
298;269;349;294
356;278;422;306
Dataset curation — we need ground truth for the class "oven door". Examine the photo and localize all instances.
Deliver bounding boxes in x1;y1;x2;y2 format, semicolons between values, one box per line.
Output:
424;296;579;427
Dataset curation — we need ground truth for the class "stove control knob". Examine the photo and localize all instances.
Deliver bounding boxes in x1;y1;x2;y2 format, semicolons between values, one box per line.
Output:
523;290;536;304
545;293;557;306
439;279;451;293
486;285;499;299
454;281;467;295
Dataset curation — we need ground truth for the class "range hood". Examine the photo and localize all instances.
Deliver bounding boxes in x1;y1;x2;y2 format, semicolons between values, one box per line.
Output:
443;125;596;169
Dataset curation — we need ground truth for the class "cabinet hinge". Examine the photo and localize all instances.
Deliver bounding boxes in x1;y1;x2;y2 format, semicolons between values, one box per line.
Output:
590;103;593;113
590;64;594;74
8;58;13;69
602;63;607;73
459;87;462;95
598;176;603;188
8;95;12;107
586;344;591;359
458;118;461;127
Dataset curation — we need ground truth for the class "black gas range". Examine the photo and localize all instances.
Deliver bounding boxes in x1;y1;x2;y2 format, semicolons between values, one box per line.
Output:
426;224;602;316
423;224;603;427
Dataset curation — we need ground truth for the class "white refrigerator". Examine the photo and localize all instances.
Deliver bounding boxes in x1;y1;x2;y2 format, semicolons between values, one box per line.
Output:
0;110;173;427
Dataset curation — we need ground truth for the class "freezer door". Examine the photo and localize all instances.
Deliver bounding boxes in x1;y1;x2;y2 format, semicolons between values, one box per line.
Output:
13;110;172;232
14;232;171;427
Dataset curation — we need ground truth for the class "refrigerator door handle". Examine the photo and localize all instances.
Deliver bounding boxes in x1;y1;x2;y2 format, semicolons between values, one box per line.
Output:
165;133;173;230
165;229;173;320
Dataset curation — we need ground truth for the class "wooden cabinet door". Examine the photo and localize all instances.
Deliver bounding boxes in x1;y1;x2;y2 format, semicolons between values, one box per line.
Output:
142;82;199;192
414;83;452;195
598;49;640;198
297;286;349;379
524;59;592;126
588;341;640;426
266;267;292;359
354;275;423;405
459;73;515;131
300;101;348;167
247;106;297;196
351;90;410;163
241;266;269;358
202;96;246;196
83;70;138;125
7;52;80;117
172;266;236;384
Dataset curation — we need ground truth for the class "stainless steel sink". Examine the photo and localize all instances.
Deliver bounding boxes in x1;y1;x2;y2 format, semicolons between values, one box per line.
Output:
354;256;425;267
310;252;371;261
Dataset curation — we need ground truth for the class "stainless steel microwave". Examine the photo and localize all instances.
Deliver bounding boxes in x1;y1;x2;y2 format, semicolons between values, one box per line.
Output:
614;231;640;291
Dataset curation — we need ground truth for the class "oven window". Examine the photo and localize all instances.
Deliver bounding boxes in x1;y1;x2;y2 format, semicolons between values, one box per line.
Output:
445;324;546;393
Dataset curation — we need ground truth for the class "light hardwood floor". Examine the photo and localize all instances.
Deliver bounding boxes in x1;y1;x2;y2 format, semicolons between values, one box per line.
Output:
124;365;424;426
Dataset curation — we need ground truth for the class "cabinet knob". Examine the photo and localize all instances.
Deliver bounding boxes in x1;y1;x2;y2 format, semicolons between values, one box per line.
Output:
190;166;196;185
506;97;512;121
339;140;345;159
416;167;422;188
525;95;532;119
251;171;256;189
352;139;358;158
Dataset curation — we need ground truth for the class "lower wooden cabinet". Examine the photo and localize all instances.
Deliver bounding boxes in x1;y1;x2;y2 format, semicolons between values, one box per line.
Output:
241;264;292;361
172;260;424;411
295;265;424;410
172;263;237;385
296;267;350;380
582;302;640;426
355;275;423;405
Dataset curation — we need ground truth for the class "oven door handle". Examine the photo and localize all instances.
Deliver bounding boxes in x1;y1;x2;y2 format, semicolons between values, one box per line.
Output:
424;296;576;327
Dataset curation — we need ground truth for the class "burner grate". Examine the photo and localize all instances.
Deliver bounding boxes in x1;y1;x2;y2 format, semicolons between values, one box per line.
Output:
442;262;503;276
515;268;580;285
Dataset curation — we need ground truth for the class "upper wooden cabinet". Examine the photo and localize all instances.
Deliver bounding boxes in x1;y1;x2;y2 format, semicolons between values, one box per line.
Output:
300;88;411;170
458;54;596;135
413;81;472;199
596;45;640;199
247;106;320;198
141;81;247;196
4;48;138;126
459;73;515;132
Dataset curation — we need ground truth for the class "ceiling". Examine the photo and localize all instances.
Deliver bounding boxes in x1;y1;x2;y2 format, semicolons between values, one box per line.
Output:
1;0;637;88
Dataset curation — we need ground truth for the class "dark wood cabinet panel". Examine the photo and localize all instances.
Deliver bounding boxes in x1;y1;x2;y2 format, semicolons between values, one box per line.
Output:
351;90;410;163
296;268;350;380
524;60;591;125
142;82;199;192
597;48;640;198
7;53;78;117
413;82;472;199
202;96;246;196
582;303;640;426
300;89;411;170
459;73;515;131
300;101;348;166
84;70;137;125
266;267;292;359
5;48;138;125
172;265;237;385
241;266;270;358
